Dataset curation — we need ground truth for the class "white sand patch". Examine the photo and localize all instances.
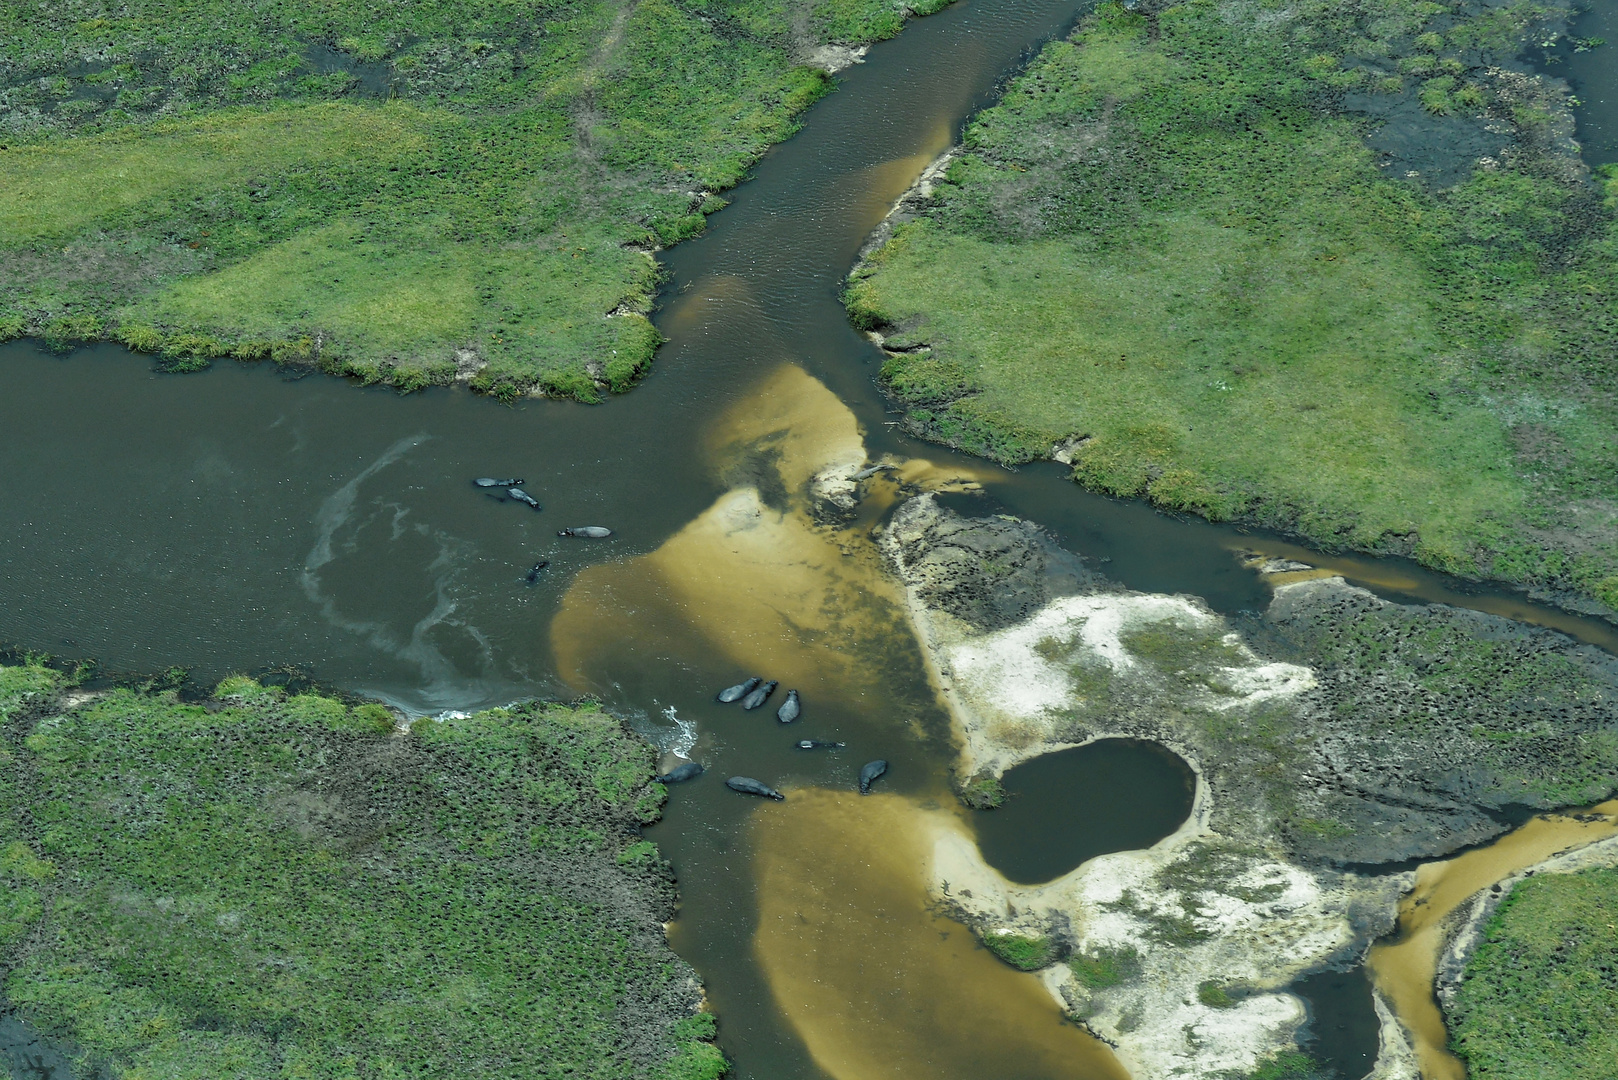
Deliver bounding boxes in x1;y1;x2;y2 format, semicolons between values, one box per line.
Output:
927;785;1406;1079
936;592;1315;776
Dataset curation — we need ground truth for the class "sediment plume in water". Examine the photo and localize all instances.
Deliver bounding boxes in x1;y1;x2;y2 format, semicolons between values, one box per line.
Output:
551;365;912;698
1366;799;1618;1080
750;788;1128;1080
551;363;982;699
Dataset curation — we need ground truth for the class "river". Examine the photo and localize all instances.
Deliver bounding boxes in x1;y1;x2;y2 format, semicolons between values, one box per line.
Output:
3;0;1618;1077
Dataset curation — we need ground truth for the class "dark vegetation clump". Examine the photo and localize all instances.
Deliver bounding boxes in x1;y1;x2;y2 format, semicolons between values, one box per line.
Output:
847;0;1618;613
1238;1050;1331;1080
1068;945;1141;989
0;0;943;398
1449;869;1618;1080
0;663;723;1079
980;930;1062;971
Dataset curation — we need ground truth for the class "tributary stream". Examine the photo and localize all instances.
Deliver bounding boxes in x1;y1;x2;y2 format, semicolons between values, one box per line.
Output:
5;1;1618;1077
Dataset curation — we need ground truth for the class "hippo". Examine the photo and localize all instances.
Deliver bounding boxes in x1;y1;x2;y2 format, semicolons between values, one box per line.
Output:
524;561;550;583
717;677;761;703
852;463;897;481
740;680;778;710
558;527;613;538
474;477;524;487
795;739;845;750
776;689;801;724
858;759;888;794
656;761;705;784
508;487;542;510
726;776;784;800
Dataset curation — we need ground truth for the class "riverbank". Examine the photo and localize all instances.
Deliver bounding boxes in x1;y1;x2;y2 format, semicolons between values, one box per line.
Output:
876;494;1618;1075
0;662;721;1079
846;0;1618;616
0;0;948;400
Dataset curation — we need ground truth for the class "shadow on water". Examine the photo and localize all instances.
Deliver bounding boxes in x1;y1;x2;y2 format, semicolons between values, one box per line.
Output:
4;0;1618;1075
1528;0;1617;166
971;740;1196;885
1289;968;1379;1080
1;1014;73;1080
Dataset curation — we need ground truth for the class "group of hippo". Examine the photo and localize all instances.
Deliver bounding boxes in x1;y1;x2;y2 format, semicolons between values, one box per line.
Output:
472;476;613;584
653;677;890;801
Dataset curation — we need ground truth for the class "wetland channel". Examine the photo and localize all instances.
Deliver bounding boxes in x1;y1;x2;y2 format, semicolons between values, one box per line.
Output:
3;0;1618;1077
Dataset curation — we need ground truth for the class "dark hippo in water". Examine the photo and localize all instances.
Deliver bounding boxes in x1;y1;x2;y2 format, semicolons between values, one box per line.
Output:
741;680;778;710
656;761;705;784
559;527;613;538
858;759;888;794
524;560;550;583
726;776;784;800
717;676;761;703
508;487;542;509
776;689;801;724
474;477;524;487
795;739;845;750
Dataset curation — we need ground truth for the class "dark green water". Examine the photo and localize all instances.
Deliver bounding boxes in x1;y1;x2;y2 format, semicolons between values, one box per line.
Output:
971;740;1197;885
1533;0;1618;165
3;0;1617;1077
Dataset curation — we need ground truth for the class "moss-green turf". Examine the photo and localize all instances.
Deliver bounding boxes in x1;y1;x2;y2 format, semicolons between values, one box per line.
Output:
0;664;723;1079
845;0;1618;609
1450;868;1618;1080
0;0;944;398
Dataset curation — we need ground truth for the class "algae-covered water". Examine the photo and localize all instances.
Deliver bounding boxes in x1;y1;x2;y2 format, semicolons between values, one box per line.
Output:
4;0;1618;1077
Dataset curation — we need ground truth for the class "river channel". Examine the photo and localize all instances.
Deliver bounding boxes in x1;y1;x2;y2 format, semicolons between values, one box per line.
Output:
4;0;1618;1077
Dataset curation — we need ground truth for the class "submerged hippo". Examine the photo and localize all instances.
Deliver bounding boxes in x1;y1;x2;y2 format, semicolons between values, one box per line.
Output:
656;761;705;784
474;477;524;487
741;680;778;710
717;676;762;703
524;561;550;583
508;487;542;510
776;689;801;724
558;527;613;538
726;776;784;801
858;759;888;794
851;463;897;481
795;739;845;750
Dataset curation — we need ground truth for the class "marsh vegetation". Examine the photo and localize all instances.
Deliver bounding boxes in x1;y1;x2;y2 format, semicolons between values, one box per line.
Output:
847;0;1618;611
0;0;945;398
0;664;718;1079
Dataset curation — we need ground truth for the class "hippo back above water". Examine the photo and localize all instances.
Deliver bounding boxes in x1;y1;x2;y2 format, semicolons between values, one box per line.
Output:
858;759;888;794
559;527;613;538
741;680;778;710
717;676;761;703
656;761;705;784
726;776;784;800
474;477;524;487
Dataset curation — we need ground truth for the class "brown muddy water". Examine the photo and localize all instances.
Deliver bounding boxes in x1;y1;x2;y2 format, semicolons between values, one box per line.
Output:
4;1;1618;1078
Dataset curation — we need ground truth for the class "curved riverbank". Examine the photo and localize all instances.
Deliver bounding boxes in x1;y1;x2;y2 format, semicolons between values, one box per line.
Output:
879;493;1618;1075
846;0;1618;621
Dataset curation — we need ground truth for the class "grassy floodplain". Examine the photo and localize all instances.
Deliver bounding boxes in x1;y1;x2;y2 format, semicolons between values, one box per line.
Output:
1450;868;1618;1080
845;0;1618;609
0;663;721;1079
0;0;942;399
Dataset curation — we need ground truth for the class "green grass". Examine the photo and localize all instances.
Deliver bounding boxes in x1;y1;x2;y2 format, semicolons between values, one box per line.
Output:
846;0;1618;608
0;664;723;1080
1449;869;1618;1080
0;0;930;398
980;930;1060;971
1068;945;1140;989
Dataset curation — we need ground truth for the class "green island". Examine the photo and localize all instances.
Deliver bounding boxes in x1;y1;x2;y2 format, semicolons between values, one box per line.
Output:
845;0;1618;610
1450;868;1618;1080
0;662;722;1080
0;0;941;400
